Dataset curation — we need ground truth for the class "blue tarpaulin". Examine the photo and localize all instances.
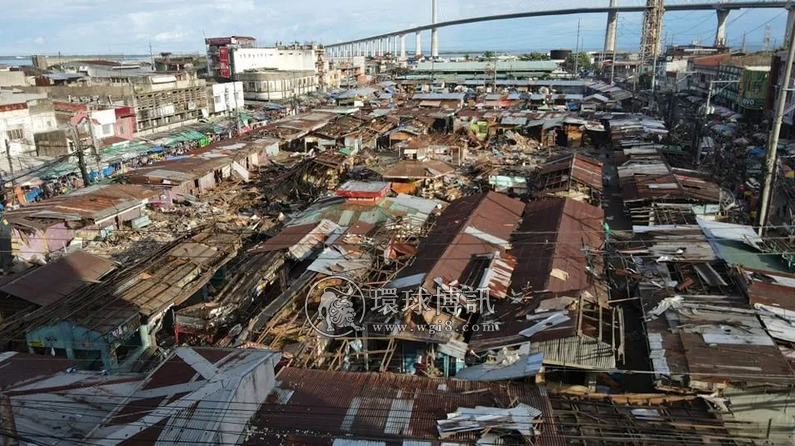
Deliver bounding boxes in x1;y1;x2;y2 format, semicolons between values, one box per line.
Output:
747;147;765;157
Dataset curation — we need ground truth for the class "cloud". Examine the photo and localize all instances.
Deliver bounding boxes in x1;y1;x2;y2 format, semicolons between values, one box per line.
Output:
0;0;789;54
152;31;188;42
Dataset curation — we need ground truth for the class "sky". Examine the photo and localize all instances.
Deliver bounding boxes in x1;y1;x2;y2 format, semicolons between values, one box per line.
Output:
0;0;789;56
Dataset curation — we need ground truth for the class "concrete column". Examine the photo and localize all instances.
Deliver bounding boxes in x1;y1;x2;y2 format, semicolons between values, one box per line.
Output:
400;35;407;60
431;0;439;58
377;38;382;56
604;0;618;54
786;7;795;47
394;36;399;56
415;32;422;57
715;9;730;47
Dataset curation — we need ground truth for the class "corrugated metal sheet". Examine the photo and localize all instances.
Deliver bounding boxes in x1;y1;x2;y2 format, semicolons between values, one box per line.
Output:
382;160;455;180
246;368;564;445
531;336;616;370
395;192;525;295
95;347;280;445
0;250;115;307
509;198;604;294
455;352;544;381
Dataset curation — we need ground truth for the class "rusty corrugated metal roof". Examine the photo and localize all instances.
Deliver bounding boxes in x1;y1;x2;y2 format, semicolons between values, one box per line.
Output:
395;192;525;293
4;184;160;228
0;250;115;307
382;159;455;180
246;368;564;445
510;198;604;295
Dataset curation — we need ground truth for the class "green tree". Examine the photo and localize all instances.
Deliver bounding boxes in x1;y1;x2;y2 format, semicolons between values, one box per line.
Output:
464;53;471;61
519;52;550;61
564;52;593;73
482;51;496;60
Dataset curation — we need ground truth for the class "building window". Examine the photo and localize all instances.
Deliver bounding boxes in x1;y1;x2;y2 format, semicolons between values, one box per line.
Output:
6;128;23;140
102;124;113;135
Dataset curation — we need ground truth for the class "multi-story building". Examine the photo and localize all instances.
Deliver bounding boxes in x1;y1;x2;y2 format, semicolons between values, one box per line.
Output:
230;46;317;74
154;53;200;72
205;37;330;96
19;66;208;135
208;82;244;115
205;36;256;78
687;54;727;97
688;53;771;119
0;92;58;156
328;56;366;88
236;70;317;101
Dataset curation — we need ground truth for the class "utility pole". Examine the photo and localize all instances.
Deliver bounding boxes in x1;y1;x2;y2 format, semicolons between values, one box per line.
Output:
649;52;658;108
741;32;747;53
610;47;617;85
4;140;16;189
574;19;581;75
758;15;795;235
4;140;16;208
233;83;241;132
70;126;91;186
704;80;737;119
86;117;103;181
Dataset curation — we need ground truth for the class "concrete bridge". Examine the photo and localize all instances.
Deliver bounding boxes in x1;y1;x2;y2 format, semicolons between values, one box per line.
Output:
325;0;794;59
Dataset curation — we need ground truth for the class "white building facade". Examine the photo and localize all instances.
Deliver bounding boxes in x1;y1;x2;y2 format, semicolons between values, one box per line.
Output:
209;82;244;114
0;93;58;156
230;47;316;75
236;70;317;101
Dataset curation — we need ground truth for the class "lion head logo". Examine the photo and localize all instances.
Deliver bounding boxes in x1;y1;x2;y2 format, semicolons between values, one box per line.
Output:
306;277;365;338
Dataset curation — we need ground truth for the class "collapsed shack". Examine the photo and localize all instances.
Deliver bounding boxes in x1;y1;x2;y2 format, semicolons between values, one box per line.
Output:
244;367;563;445
549;392;768;445
618;158;725;226
470;198;624;379
534;153;604;205
240;185;444;364
296;151;353;195
610;220;795;444
9;228;243;371
381;158;459;199
0;184;163;264
174;250;286;345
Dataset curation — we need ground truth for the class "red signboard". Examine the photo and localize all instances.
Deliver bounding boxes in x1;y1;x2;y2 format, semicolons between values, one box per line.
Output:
53;102;87;112
0;103;28;113
219;47;231;78
205;37;232;46
114;106;135;118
